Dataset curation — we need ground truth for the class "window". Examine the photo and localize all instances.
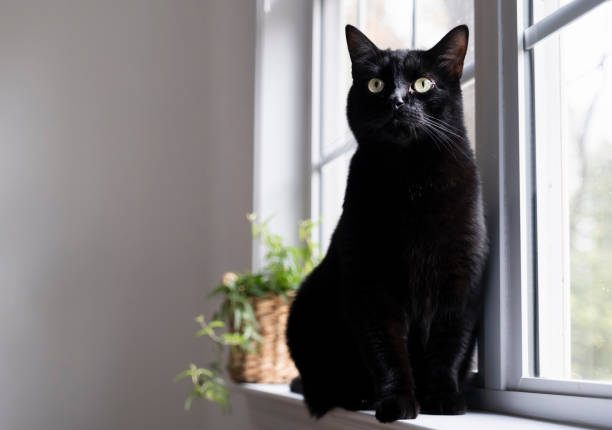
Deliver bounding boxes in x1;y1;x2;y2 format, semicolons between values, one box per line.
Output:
311;0;612;427
474;0;612;427
312;0;475;251
533;0;612;383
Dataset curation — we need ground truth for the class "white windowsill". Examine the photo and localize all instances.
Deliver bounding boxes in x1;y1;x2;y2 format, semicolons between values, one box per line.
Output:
235;383;591;430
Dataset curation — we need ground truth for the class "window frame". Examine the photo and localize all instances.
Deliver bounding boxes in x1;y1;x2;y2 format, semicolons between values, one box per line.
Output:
472;0;612;427
309;0;612;427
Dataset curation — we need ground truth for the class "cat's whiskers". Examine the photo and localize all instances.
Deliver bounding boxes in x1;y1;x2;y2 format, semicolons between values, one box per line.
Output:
419;113;467;139
430;129;462;162
420;125;459;162
419;117;473;161
420;114;473;148
421;117;474;161
421;116;468;143
418;121;459;161
421;112;466;136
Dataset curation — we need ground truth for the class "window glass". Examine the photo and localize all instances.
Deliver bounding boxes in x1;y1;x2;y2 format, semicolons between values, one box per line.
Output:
532;0;573;23
320;0;358;156
463;79;475;148
534;1;612;381
321;150;354;251
364;0;475;65
364;0;414;48
415;0;475;65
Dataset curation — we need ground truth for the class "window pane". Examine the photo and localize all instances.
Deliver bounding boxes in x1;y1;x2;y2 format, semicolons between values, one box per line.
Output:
533;0;573;24
463;79;475;148
415;0;475;65
534;2;612;381
320;0;358;156
415;0;476;147
364;0;414;48
321;150;354;252
364;0;475;65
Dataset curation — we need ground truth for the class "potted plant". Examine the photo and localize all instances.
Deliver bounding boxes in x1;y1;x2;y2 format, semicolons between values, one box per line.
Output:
175;214;320;411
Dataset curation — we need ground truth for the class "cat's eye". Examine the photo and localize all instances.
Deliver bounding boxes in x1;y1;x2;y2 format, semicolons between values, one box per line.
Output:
413;77;434;93
367;78;385;93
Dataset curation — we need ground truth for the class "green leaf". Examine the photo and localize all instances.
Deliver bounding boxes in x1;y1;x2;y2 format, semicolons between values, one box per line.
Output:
208;320;225;328
234;308;242;331
212;376;226;386
207;284;227;298
196;327;213;337
179;216;322;413
251;330;263;342
242;343;254;353
196;368;213;379
174;369;192;382
220;300;231;320
221;332;243;345
184;396;193;410
209;361;222;373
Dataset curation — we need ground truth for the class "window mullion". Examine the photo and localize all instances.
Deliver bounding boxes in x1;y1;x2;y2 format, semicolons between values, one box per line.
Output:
312;139;357;171
474;0;527;392
524;0;607;49
474;0;505;391
357;0;366;29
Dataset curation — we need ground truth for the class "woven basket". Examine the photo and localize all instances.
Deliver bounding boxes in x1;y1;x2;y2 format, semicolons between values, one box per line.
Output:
226;291;298;383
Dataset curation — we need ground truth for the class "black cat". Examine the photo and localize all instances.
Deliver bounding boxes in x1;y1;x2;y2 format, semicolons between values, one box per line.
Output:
286;24;488;423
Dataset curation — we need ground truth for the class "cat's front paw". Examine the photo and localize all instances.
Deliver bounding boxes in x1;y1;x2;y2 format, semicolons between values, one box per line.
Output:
375;393;419;423
420;391;466;415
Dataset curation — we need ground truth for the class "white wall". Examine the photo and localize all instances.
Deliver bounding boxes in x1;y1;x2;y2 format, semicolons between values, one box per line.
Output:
0;1;256;429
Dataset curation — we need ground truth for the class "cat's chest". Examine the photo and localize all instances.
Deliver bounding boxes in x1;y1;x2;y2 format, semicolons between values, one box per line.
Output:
391;187;457;267
346;162;465;244
387;184;449;233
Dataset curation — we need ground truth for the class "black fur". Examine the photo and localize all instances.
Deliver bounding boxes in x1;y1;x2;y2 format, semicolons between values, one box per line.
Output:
286;25;488;423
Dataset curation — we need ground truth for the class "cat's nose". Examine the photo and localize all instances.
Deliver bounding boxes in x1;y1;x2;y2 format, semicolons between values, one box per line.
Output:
391;86;407;110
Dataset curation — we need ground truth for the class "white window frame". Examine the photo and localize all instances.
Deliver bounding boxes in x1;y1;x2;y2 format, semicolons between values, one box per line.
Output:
309;0;612;427
471;0;612;427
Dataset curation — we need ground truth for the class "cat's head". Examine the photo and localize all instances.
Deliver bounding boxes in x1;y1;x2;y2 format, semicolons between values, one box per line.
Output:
345;25;468;147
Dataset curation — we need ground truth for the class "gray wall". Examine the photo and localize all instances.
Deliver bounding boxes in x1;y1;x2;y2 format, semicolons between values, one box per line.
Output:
0;1;256;429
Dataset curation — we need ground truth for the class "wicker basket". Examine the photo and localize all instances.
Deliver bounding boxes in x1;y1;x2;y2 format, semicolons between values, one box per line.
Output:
226;291;298;383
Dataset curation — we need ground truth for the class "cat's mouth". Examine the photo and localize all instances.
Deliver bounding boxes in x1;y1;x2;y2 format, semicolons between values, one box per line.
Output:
386;111;421;131
361;109;425;143
378;115;424;143
380;107;437;144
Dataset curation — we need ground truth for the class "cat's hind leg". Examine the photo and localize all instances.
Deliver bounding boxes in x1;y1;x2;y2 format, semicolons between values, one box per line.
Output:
286;258;345;418
298;342;376;417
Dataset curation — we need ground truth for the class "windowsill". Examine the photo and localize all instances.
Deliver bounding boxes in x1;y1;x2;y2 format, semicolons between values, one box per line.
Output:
235;383;590;430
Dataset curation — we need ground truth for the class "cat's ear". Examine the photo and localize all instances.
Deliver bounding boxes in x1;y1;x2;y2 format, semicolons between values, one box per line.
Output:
428;25;469;79
345;25;379;63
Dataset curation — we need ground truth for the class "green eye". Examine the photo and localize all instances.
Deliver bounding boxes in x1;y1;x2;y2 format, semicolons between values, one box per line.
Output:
413;77;434;93
367;78;385;93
